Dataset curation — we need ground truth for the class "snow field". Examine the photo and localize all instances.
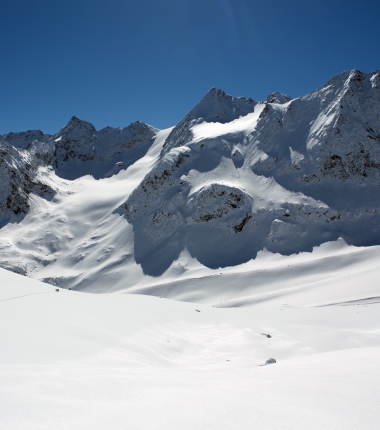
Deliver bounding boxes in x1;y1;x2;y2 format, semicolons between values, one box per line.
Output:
1;267;380;429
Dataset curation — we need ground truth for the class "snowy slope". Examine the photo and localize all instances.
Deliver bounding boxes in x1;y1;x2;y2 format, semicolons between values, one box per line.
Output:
1;268;380;429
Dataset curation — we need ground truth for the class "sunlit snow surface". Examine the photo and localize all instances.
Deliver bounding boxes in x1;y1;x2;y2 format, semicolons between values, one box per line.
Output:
1;260;380;429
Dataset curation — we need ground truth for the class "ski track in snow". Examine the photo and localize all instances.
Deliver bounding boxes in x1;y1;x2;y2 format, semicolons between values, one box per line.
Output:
0;291;54;302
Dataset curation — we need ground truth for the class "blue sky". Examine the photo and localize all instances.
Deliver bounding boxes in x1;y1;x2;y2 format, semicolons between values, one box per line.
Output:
1;0;379;134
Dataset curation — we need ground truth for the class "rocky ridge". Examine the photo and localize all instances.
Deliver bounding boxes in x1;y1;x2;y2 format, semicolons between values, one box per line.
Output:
54;117;158;179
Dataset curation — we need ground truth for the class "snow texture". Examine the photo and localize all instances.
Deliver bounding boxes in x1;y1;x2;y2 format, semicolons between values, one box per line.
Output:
1;266;380;429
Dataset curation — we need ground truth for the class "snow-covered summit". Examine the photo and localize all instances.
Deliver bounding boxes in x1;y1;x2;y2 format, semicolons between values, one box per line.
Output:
189;87;256;122
2;71;380;429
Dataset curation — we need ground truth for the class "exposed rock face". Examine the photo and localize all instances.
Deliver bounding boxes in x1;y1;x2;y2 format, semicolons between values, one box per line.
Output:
1;130;51;149
0;139;55;225
54;117;158;165
54;117;97;164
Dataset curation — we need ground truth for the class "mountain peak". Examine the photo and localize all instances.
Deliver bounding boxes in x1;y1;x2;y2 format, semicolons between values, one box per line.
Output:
265;92;292;104
190;87;255;120
126;120;159;134
161;88;257;155
0;129;49;149
204;87;226;97
60;116;96;135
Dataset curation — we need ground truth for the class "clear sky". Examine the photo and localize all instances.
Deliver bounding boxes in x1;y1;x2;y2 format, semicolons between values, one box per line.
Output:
1;0;379;135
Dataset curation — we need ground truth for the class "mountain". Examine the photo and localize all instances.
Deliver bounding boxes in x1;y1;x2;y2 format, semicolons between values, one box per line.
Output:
122;69;380;274
0;119;158;227
0;69;379;292
54;117;158;179
161;87;257;155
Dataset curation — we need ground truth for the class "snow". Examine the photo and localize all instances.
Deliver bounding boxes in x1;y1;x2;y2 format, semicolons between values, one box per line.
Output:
289;146;304;165
190;103;265;140
1;265;380;429
1;69;380;428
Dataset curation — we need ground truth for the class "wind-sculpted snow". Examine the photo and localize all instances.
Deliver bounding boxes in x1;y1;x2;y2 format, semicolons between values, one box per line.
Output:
2;267;380;429
3;73;380;429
